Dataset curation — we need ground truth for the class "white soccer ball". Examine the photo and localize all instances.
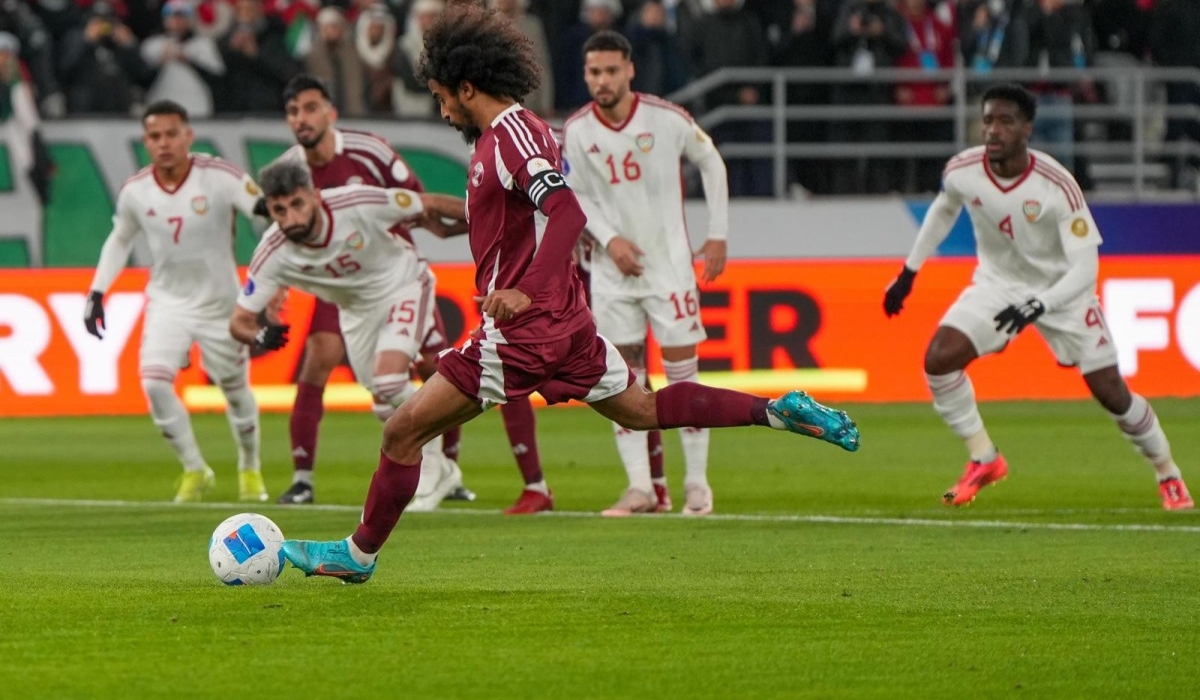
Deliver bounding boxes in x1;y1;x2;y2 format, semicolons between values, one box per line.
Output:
208;513;285;586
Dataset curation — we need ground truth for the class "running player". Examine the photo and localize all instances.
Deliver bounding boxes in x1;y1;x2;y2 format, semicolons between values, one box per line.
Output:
277;3;860;584
883;83;1193;510
563;30;730;516
84;100;268;503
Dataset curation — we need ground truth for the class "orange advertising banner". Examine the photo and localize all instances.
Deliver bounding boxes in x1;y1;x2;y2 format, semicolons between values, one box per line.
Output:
2;258;1198;417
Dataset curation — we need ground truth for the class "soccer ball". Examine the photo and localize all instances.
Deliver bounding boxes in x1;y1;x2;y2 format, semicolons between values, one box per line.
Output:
208;513;285;586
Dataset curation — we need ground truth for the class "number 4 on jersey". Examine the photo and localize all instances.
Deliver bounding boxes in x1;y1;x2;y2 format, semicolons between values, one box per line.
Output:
998;215;1014;240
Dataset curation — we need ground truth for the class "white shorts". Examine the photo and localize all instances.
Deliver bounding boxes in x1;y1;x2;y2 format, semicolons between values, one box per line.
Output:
139;303;247;384
941;284;1119;374
592;289;707;348
341;269;437;389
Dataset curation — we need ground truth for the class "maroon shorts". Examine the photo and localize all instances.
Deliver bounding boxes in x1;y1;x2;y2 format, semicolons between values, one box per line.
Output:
308;297;448;357
438;322;633;410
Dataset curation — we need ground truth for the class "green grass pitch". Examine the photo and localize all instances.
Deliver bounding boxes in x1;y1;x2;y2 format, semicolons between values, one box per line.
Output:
2;400;1198;699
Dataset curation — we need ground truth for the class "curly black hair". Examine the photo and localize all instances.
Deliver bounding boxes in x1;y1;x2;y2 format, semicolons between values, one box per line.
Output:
417;2;541;103
981;83;1037;122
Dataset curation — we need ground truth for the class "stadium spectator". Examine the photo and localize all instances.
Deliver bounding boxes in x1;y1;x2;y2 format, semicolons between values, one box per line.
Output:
217;0;300;114
142;0;226;118
490;0;555;117
689;0;771;197
355;3;398;114
894;0;957;193
0;0;65;116
556;0;622;113
306;6;367;116
59;1;155;114
829;0;906;194
1022;0;1096;175
770;0;833;194
389;0;441;118
958;0;1030;73
0;31;54;213
1150;0;1200;189
625;0;688;97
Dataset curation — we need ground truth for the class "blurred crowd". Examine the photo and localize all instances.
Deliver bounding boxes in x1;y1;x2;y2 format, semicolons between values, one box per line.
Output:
2;0;1200;195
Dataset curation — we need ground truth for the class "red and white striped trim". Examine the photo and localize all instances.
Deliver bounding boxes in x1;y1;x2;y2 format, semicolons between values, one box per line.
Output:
324;189;389;210
640;93;692;122
193;154;246;179
123;166;154;188
249;231;287;275
1032;163;1084;212
499;111;544;160
342;130;396;164
943;154;984;178
562;104;592;134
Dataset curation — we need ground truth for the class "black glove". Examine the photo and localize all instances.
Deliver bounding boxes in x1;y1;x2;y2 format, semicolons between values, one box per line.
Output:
253;323;290;352
993;299;1045;334
253;197;269;218
83;290;105;339
883;266;917;317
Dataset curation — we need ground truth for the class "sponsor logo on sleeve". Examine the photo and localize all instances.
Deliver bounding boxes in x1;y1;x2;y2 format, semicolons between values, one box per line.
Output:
1071;218;1089;237
391;159;411;183
245;181;261;196
526;157;553;176
394;191;412;209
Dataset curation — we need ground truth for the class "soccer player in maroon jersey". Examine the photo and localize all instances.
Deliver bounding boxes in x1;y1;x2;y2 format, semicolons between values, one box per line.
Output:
274;75;547;512
279;4;860;583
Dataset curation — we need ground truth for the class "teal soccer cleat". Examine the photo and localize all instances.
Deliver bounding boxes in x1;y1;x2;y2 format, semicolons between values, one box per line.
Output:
767;390;860;452
281;539;376;584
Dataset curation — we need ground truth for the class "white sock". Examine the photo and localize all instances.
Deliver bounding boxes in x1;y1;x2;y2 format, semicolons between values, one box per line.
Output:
525;480;550;496
142;373;207;471
293;469;313;486
664;357;710;487
613;422;653;493
926;371;995;460
220;379;260;472
1112;393;1181;481
346;536;377;566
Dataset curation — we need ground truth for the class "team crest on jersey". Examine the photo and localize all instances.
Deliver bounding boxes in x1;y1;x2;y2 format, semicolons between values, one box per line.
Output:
1022;200;1041;222
191;196;208;214
245;181;260;196
636;132;655;153
1071;218;1089;237
471;161;484;187
348;176;364;185
346;231;364;250
394;191;412;209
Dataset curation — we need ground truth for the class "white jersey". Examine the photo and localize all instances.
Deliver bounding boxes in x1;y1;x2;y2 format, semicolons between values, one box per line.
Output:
563;93;727;296
941;146;1101;296
238;185;426;315
90;153;263;313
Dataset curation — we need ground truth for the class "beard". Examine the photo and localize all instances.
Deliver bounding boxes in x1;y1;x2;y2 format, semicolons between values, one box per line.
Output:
282;211;318;243
294;127;324;149
594;90;622;109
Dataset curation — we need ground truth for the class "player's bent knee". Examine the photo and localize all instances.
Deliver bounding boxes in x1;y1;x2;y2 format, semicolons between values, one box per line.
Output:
380;406;421;459
140;375;179;415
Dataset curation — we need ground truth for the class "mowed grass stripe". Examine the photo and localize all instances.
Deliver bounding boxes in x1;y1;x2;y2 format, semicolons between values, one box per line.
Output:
4;497;1199;534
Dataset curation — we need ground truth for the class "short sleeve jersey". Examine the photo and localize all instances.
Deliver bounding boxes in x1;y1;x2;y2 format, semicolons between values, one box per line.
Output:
239;185;425;315
563;93;719;295
109;153;262;312
941;146;1102;295
465;104;591;343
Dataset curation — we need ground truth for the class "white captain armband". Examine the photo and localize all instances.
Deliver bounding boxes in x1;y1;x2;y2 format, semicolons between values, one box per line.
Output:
525;157;570;208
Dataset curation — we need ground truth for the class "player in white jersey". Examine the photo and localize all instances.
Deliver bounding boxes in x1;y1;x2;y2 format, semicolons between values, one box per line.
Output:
231;160;459;509
562;31;729;516
884;84;1192;510
83;100;269;503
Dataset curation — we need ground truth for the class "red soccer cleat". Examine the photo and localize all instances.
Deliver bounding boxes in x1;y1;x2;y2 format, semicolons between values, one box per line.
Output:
653;483;673;513
1159;478;1194;510
943;454;1008;507
504;488;554;515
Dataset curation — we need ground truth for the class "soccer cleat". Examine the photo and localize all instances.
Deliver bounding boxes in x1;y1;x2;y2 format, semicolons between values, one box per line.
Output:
238;470;269;502
405;455;458;512
276;481;314;505
601;488;659;517
767;390;860;452
442;459;477;501
173;466;215;503
504;488;554;515
653;482;673;513
681;483;714;516
942;454;1009;507
281;539;375;584
1159;477;1194;510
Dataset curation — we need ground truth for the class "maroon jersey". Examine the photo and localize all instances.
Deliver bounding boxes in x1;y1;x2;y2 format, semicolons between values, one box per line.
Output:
466;105;591;344
282;128;423;242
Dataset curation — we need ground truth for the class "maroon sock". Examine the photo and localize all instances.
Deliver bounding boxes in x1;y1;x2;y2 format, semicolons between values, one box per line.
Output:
351;451;421;554
500;398;544;485
442;426;461;460
648;429;665;480
290;382;324;473
655;382;770;430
